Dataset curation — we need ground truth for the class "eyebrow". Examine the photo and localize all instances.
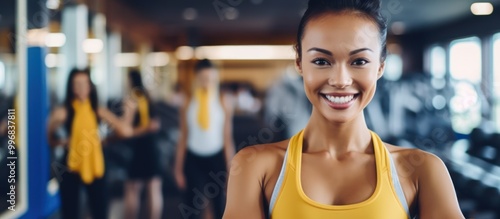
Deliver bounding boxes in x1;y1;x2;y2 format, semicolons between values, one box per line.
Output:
307;47;333;56
306;47;373;56
349;48;373;55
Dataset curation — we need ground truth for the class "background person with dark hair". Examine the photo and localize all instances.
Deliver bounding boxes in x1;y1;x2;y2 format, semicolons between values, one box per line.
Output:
46;68;135;219
123;70;163;219
174;59;235;219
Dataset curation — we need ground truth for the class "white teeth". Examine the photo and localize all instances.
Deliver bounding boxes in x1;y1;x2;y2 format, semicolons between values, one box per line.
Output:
325;95;354;104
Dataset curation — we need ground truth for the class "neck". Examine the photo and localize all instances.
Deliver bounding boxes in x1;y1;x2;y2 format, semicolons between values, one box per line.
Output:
75;97;88;102
303;108;372;156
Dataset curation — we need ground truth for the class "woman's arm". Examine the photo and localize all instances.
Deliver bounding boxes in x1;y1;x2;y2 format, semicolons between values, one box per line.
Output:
46;107;67;147
223;147;266;219
417;151;465;219
97;100;135;138
174;100;190;190
221;93;236;169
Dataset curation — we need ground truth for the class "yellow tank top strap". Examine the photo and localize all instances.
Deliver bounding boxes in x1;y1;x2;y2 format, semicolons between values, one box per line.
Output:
287;129;304;170
269;129;410;219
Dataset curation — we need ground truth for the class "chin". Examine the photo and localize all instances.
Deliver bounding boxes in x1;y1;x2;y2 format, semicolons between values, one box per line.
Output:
323;111;357;124
318;98;364;124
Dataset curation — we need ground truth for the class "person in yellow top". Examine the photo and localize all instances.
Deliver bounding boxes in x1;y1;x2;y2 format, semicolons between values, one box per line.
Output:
223;0;465;219
47;68;135;219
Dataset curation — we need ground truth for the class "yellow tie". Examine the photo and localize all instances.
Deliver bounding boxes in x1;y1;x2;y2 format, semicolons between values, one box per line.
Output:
196;88;210;130
67;99;104;184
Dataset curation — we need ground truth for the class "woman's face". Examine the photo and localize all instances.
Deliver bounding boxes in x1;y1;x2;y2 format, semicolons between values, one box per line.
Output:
72;73;91;100
197;68;218;89
298;12;385;124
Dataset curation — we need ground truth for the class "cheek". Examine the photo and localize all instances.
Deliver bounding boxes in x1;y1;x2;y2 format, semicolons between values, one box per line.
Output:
74;83;90;95
302;68;326;92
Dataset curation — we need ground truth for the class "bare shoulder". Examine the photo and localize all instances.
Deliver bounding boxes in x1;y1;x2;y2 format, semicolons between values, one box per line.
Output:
232;140;289;168
230;140;289;182
385;143;446;178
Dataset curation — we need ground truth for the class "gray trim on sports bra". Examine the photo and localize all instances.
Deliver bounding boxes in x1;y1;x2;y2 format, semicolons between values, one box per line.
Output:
269;149;289;218
387;148;411;218
268;145;411;218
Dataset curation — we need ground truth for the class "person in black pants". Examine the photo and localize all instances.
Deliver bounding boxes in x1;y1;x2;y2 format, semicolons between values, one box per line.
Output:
47;68;134;219
123;70;163;219
174;59;235;219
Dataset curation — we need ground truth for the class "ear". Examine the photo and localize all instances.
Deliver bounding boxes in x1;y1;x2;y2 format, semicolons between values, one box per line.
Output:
295;58;303;76
377;61;385;79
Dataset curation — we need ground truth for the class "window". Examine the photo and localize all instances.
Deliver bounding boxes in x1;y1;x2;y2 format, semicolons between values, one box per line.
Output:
493;33;500;131
384;54;403;81
449;37;482;84
449;37;482;134
428;46;446;78
493;34;500;97
0;61;4;90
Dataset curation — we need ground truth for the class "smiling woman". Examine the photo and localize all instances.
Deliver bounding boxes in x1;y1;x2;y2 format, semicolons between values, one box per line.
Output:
222;0;465;219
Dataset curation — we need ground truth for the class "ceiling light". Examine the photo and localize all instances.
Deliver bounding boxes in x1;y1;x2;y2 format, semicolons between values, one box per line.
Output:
45;33;66;47
46;0;60;10
471;2;494;15
27;29;47;46
114;53;139;67
176;46;194;60
82;39;103;54
146;52;170;66
194;45;295;60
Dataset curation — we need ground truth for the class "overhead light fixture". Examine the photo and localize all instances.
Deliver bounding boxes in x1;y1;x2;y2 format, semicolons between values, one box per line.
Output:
46;0;60;10
45;33;66;47
176;46;194;60
82;39;103;54
114;53;139;67
194;45;295;60
146;52;170;66
471;2;494;15
27;29;47;46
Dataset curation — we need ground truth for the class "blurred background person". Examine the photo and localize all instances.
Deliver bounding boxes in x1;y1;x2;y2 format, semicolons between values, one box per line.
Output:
46;68;135;219
264;69;312;142
174;59;235;219
124;70;163;219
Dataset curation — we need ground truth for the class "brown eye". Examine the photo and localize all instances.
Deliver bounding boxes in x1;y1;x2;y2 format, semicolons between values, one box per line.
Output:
351;59;369;66
312;58;330;66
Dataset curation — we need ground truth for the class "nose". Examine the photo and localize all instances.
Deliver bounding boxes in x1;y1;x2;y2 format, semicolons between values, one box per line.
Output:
328;65;352;88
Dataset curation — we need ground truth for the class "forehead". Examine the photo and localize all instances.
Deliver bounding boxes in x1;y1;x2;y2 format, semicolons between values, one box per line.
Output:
302;12;381;53
197;68;218;75
73;73;89;82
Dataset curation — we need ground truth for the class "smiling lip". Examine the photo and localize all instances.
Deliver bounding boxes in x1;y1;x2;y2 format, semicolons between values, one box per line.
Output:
320;93;359;110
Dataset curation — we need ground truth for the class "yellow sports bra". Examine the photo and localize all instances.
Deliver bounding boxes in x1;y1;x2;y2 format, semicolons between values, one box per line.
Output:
269;130;410;219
